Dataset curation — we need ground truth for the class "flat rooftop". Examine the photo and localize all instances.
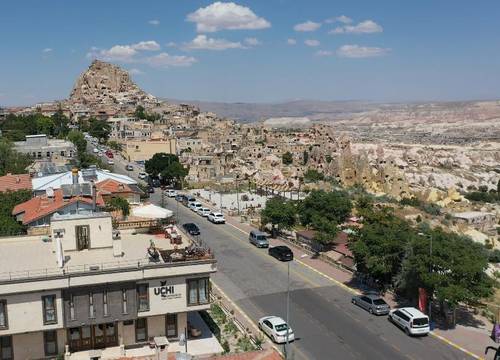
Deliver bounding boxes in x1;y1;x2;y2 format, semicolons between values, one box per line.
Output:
0;228;207;283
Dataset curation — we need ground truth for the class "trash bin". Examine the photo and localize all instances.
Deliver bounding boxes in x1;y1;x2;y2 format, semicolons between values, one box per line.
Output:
493;323;500;343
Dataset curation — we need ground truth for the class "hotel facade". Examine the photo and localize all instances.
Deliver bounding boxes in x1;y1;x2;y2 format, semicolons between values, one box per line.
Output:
0;211;216;359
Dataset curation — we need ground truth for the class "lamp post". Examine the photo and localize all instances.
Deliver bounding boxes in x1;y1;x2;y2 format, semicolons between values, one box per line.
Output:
418;232;433;326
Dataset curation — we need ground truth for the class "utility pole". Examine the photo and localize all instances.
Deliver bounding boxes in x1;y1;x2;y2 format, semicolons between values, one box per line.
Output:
284;260;291;359
418;232;433;326
236;175;240;216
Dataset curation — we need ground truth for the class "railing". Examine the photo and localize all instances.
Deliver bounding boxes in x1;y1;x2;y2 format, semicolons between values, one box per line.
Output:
0;252;215;284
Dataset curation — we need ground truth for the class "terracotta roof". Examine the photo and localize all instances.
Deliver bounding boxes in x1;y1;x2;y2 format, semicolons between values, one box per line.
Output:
12;189;104;225
96;178;137;195
0;173;32;192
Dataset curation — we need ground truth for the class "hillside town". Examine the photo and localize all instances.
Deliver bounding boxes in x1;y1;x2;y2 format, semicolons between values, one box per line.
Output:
0;59;499;360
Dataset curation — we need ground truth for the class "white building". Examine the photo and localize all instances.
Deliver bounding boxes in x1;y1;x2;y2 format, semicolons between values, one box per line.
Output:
0;211;216;359
14;134;76;161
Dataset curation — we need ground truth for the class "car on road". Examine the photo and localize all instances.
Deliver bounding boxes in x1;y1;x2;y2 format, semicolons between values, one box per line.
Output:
207;212;225;224
182;223;200;236
138;172;147;179
175;194;186;202
126;164;134;171
388;307;430;336
150;178;161;188
105;150;114;158
189;201;203;213
197;207;211;217
249;230;269;248
268;246;293;261
98;151;103;157
93;148;99;153
107;159;114;165
164;189;177;197
258;316;294;344
351;294;390;315
147;186;155;194
183;196;196;207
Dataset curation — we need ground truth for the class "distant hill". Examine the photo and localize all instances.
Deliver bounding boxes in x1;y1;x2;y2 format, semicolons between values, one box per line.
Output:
165;99;380;123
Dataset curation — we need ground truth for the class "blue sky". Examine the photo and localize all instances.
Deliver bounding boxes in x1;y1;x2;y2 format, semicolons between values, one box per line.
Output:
1;0;499;106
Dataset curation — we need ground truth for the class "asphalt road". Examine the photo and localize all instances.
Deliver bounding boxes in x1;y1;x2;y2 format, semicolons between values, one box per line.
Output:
104;151;474;360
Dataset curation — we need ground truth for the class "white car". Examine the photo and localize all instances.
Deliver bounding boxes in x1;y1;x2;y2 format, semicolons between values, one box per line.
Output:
197;207;211;217
388;307;430;336
258;316;294;344
138;172;147;179
164;189;177;197
189;202;203;212
107;159;114;165
93;148;99;153
208;212;225;224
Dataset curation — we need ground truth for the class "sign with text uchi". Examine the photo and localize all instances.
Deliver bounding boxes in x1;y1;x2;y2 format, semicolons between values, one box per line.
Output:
154;281;182;300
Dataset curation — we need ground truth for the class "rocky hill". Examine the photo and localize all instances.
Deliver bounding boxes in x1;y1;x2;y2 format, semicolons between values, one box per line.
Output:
69;60;157;106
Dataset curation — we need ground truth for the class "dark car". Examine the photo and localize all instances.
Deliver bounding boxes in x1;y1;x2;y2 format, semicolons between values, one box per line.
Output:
268;246;293;261
175;194;186;202
182;223;200;236
147;186;155;194
125;164;133;171
151;178;161;188
352;294;390;315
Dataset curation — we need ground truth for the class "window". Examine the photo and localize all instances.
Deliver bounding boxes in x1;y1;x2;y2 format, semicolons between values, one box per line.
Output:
42;295;57;325
137;284;149;312
135;318;148;342
103;291;109;317
166;314;177;338
187;278;210;306
122;289;128;314
0;301;7;329
0;336;13;360
89;292;95;318
76;225;90;250
69;294;75;321
44;330;58;356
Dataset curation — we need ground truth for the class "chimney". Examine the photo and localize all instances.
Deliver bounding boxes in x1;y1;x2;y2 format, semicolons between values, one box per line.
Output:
91;180;97;211
72;168;79;185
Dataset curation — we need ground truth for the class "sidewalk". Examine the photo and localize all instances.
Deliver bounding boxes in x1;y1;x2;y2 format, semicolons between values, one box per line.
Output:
191;191;499;360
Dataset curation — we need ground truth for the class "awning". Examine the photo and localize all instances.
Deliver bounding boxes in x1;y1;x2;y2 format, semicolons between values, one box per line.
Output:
132;204;173;219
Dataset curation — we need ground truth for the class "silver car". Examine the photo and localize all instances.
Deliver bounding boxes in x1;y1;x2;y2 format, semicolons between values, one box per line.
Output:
352;294;390;315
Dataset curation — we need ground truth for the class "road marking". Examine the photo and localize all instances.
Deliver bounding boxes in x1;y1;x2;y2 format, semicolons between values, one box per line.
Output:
429;332;483;360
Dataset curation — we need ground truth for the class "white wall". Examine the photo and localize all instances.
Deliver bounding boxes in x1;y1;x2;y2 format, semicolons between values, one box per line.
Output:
0;290;63;336
148;315;166;337
12;328;66;359
52;215;113;251
118;321;136;346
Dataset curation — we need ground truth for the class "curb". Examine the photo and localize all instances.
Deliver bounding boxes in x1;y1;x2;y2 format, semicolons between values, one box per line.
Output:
430;332;483;360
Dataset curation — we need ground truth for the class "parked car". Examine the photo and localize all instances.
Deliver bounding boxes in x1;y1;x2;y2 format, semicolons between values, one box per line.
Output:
249;230;269;248
183;196;196;207
207;212;225;224
258;316;294;344
138;172;147;179
175;194;186;202
147;186;155;194
189;202;203;212
268;246;293;261
105;150;114;158
164;189;177;197
126;164;134;171
150;178;161;188
93;148;99;153
107;159;114;165
197;207;211;217
388;307;430;336
351;294;390;315
182;223;200;236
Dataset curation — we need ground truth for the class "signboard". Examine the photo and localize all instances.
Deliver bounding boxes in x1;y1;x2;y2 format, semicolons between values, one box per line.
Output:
154;281;182;300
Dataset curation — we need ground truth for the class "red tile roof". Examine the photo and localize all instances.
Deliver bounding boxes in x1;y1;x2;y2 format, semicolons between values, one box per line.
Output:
96;178;138;195
0;173;32;192
12;189;104;225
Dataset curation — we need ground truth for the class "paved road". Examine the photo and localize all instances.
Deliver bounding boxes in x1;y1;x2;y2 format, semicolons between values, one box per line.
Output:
105;153;474;360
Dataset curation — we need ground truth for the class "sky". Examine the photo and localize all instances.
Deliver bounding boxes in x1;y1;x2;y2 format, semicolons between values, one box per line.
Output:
1;0;499;106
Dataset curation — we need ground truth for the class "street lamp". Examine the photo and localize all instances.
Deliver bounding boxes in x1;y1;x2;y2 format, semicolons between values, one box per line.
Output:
418;232;433;326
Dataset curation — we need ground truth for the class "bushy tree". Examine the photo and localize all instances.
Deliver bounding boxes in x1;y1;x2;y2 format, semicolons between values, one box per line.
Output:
261;197;297;233
105;197;130;218
0;139;32;176
282;152;293;165
67;130;87;154
146;153;187;186
299;190;352;227
0;190;32;236
88;118;111;142
303;169;324;183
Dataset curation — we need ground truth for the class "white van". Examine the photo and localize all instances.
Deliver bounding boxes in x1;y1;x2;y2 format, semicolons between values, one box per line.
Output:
388;307;430;336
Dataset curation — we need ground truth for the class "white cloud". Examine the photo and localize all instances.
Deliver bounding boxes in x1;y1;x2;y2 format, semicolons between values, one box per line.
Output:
42;48;53;53
315;50;334;57
128;68;144;75
244;37;261;46
87;41;161;62
337;44;390;58
325;15;352;24
148;19;160;26
145;52;197;68
131;41;160;51
329;20;383;35
304;39;320;47
184;35;244;51
294;20;321;32
187;2;271;33
287;38;297;45
166;42;177;48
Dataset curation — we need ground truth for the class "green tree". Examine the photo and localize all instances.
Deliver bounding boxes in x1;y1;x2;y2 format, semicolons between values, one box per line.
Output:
0;190;32;236
105;197;130;219
299;190;352;227
67;130;87;154
303;169;324;183
497;179;500;194
146;153;187;186
50;108;70;137
160;161;188;187
282;151;293;165
261;197;297;233
303;150;309;165
0;139;32;176
88;118;111;142
107;140;122;152
134;105;147;120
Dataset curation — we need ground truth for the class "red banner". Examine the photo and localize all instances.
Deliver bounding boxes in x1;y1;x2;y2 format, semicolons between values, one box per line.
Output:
418;288;428;313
